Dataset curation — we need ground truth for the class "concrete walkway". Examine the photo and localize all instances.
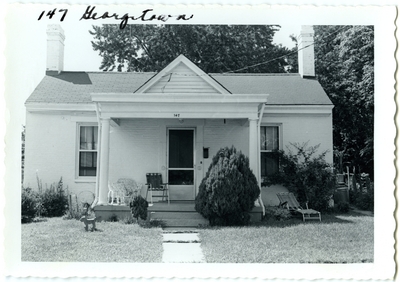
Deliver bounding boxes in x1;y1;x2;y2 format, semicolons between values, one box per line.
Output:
162;230;206;263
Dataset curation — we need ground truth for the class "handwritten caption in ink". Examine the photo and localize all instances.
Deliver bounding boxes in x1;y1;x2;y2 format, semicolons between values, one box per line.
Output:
38;5;194;29
38;8;68;22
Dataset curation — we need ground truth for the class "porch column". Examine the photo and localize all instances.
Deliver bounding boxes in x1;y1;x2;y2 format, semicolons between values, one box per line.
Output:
97;117;111;205
249;118;259;180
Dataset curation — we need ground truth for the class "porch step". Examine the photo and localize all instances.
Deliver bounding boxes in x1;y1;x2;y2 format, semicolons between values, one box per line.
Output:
146;202;263;227
149;211;206;220
150;211;209;227
147;201;208;227
158;218;209;228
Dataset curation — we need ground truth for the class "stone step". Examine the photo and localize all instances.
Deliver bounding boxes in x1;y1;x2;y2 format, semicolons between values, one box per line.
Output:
162;243;205;263
163;233;200;242
163;227;200;233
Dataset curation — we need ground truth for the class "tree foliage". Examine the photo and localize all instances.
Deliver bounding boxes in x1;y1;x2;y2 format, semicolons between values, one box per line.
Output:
90;24;294;73
314;26;374;177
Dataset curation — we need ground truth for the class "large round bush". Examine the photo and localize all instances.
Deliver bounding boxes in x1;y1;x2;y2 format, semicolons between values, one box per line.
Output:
195;146;260;226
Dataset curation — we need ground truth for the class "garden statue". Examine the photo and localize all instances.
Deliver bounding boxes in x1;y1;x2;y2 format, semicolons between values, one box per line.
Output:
80;202;97;231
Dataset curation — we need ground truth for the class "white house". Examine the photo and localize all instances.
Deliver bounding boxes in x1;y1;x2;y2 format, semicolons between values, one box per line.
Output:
23;25;333;222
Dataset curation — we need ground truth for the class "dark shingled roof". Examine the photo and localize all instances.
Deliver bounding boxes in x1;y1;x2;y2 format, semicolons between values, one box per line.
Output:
26;72;332;105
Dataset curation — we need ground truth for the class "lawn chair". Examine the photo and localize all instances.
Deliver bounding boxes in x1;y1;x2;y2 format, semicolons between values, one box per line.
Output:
276;192;321;222
108;182;125;205
117;178;143;204
108;178;144;205
145;173;170;205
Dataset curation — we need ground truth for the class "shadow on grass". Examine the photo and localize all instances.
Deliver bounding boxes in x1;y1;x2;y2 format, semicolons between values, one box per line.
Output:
251;210;373;228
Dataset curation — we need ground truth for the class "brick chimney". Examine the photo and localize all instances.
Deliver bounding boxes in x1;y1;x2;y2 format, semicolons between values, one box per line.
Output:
298;25;315;78
46;25;65;75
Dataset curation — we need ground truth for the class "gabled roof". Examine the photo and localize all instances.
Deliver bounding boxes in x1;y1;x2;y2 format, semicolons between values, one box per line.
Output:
211;73;332;105
135;54;231;95
26;55;332;106
27;72;155;104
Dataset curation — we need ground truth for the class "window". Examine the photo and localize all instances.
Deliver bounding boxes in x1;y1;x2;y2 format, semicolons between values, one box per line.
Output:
260;126;280;177
78;125;98;177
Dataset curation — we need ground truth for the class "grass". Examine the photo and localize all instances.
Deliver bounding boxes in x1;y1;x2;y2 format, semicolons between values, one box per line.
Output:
21;217;163;262
199;212;374;263
21;212;373;264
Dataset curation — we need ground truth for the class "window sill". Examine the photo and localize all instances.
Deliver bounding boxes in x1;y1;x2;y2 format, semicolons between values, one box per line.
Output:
75;177;97;183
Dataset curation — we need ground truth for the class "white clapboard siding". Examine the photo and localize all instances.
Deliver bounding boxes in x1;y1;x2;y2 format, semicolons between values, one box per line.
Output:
145;62;221;94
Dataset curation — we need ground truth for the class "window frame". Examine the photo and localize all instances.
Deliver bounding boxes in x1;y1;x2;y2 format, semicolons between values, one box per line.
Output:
260;124;282;178
76;123;98;182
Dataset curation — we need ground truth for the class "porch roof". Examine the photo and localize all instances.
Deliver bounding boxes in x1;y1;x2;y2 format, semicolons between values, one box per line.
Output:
26;72;332;106
90;93;269;119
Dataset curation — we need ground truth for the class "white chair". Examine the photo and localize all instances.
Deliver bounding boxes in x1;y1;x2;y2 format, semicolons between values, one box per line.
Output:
108;182;125;205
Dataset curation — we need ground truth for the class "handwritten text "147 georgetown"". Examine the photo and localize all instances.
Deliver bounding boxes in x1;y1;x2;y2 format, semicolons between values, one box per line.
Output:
38;6;194;29
81;6;193;29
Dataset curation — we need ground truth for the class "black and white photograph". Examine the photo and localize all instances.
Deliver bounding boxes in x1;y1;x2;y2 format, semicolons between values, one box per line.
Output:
2;2;397;280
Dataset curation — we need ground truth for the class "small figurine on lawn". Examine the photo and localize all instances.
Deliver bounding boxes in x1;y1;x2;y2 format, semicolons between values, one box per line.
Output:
80;202;97;232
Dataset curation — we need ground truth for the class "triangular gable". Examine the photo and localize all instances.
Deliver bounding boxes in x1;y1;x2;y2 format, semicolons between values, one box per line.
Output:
135;54;231;94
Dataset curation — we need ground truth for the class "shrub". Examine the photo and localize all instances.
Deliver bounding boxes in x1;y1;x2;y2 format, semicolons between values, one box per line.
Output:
335;202;350;213
349;174;374;212
353;189;374;212
63;194;82;220
130;195;149;222
139;219;166;228
120;216;136;224
40;178;69;217
264;142;336;212
109;214;119;222
354;192;374;211
264;206;292;221
21;187;39;223
22;177;69;221
195;146;260;226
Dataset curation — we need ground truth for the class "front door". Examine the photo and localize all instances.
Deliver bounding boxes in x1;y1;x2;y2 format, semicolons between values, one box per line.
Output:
167;129;195;200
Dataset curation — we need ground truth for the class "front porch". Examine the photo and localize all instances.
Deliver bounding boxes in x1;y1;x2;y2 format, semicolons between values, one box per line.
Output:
92;95;268;208
94;201;264;227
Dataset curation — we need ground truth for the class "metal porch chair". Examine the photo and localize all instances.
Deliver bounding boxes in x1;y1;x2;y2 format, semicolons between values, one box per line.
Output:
145;173;170;205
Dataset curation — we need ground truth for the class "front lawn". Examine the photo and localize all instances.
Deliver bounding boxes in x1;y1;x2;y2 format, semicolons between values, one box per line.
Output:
21;217;163;262
199;213;373;263
22;213;373;263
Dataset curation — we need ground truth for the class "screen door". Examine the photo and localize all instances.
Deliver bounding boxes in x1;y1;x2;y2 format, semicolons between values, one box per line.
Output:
167;129;195;200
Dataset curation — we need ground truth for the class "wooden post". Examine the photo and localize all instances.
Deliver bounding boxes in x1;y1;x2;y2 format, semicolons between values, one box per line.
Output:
248;118;258;178
97;118;111;205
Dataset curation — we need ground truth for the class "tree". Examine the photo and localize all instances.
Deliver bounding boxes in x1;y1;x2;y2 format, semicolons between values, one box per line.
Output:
314;26;374;177
90;24;293;73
